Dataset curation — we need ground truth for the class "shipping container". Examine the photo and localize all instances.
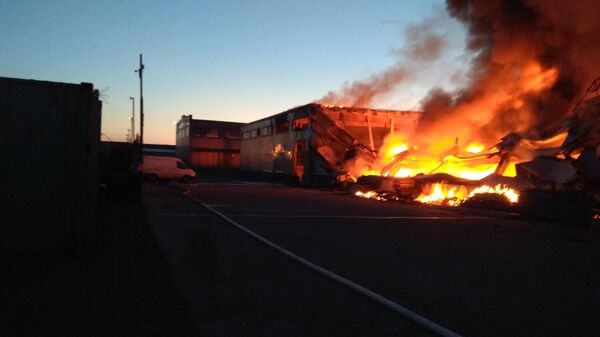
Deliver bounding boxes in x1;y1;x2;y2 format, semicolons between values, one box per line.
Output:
0;77;101;253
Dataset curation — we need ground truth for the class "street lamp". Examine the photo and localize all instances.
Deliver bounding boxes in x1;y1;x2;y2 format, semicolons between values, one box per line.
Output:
129;96;135;143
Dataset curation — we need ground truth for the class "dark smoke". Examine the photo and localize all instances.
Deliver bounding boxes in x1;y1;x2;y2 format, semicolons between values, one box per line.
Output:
418;0;600;140
321;0;600;144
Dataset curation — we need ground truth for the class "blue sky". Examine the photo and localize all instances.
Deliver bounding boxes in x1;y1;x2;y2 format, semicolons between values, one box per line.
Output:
1;0;461;144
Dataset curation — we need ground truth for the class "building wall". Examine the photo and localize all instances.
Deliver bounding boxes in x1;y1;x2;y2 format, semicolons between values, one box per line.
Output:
240;130;295;174
175;115;191;163
0;77;101;253
176;116;244;169
240;107;311;178
143;144;176;157
240;104;420;184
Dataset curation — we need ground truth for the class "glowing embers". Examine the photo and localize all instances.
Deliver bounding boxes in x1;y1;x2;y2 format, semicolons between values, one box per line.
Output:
354;190;388;201
415;183;520;206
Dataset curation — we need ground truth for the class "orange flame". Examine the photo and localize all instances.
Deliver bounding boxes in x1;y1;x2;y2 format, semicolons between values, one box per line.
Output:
355;190;387;201
415;183;468;206
414;183;519;206
345;61;563;206
469;184;519;203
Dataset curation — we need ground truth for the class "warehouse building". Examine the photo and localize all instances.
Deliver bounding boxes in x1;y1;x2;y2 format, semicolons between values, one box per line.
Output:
240;103;419;185
175;115;245;169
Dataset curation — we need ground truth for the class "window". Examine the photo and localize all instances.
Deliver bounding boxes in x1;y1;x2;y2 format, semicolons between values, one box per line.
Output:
195;127;220;138
242;131;251;139
250;129;260;138
292;116;309;130
224;129;241;139
261;126;272;136
275;116;289;134
205;128;220;138
176;161;187;169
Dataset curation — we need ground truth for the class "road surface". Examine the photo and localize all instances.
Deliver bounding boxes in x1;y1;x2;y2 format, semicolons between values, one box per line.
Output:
147;179;600;337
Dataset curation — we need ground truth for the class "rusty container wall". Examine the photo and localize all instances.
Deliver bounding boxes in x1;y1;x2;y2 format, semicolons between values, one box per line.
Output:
0;77;101;253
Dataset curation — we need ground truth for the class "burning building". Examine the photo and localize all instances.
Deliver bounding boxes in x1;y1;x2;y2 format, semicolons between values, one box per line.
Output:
239;103;419;185
314;0;600;222
348;92;599;224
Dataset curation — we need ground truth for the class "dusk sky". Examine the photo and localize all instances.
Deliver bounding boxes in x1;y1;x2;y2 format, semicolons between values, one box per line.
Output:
1;0;465;144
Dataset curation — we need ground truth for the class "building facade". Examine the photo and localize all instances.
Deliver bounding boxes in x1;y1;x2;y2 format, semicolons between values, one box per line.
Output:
240;103;419;185
175;115;245;169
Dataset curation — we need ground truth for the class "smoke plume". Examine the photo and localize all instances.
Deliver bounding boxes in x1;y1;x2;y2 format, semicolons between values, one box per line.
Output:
317;13;452;108
321;0;600;148
417;0;600;144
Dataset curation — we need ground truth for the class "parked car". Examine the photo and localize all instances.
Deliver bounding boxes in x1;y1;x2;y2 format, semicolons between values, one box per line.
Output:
138;155;196;182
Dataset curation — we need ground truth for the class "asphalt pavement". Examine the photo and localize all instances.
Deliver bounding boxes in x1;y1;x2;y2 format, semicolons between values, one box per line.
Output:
2;194;197;337
173;179;600;337
146;182;438;337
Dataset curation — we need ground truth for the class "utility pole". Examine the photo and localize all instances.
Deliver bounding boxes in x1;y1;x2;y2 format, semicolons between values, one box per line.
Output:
135;54;145;161
129;96;135;143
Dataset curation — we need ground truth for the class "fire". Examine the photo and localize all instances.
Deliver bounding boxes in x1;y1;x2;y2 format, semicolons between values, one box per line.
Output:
394;168;413;178
415;183;468;206
375;137;512;181
465;143;485;153
415;183;519;206
355;190;387;201
387;144;408;158
325;0;598;211
521;63;559;93
346;131;526;207
469;184;519;203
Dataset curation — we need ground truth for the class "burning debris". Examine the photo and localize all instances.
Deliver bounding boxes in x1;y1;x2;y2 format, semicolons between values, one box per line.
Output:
316;0;600;222
344;91;599;218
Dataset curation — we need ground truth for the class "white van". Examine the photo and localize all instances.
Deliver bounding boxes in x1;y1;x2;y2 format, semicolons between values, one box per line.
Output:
138;156;196;182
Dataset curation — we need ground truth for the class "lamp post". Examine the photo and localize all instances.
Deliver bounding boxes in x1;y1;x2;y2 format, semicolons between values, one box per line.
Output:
129;96;135;143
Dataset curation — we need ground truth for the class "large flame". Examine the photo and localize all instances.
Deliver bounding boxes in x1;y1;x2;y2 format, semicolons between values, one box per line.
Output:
415;183;468;206
350;131;524;205
469;184;519;203
327;0;600;207
356;183;519;207
416;183;519;206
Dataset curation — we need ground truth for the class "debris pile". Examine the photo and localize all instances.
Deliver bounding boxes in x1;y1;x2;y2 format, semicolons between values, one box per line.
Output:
342;91;599;223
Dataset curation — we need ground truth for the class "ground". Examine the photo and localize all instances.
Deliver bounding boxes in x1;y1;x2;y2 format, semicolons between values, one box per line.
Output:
1;198;197;337
5;176;599;337
149;176;600;337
